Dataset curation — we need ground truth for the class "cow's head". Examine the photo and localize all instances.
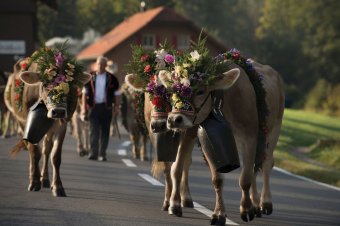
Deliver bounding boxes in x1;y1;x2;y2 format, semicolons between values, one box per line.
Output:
160;66;240;130
19;47;91;119
125;73;171;133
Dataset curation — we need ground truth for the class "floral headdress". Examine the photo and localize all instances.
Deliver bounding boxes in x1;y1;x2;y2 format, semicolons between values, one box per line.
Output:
24;43;84;105
160;36;229;112
125;43;179;114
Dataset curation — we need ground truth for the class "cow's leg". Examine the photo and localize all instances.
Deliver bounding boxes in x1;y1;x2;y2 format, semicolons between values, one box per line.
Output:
140;134;147;161
2;111;11;138
180;148;193;208
41;136;52;188
162;162;172;211
84;122;90;154
250;173;262;217
169;132;195;217
50;122;67;197
130;133;139;159
207;165;226;226
239;140;257;222
27;143;42;191
260;127;280;215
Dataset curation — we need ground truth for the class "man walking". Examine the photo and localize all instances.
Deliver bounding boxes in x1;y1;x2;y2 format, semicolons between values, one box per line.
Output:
81;56;119;161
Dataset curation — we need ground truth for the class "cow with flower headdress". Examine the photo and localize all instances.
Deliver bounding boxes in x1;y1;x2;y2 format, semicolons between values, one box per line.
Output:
157;37;285;223
4;45;91;196
125;44;196;213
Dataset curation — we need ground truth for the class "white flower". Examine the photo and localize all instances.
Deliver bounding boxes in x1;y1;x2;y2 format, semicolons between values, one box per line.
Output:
180;77;190;86
183;62;191;68
189;50;201;62
154;49;168;60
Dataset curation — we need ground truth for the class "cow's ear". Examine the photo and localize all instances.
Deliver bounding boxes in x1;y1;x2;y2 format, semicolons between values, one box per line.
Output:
77;72;92;86
208;68;240;91
19;71;40;85
158;70;172;88
125;74;146;92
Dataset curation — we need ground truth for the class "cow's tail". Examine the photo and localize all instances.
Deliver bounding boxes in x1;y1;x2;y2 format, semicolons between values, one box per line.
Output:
151;160;165;179
10;139;27;158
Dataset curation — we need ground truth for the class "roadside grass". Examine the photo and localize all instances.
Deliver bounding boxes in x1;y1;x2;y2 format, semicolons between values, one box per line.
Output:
275;108;340;187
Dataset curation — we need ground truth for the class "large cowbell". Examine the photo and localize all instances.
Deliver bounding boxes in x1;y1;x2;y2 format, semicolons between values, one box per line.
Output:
197;107;240;173
23;101;54;145
151;130;180;162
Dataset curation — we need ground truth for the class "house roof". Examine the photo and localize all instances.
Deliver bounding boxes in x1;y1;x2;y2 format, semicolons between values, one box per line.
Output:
77;6;227;61
77;7;165;60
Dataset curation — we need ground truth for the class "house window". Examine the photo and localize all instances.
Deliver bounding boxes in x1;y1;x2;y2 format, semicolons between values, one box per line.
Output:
142;34;155;49
177;34;190;50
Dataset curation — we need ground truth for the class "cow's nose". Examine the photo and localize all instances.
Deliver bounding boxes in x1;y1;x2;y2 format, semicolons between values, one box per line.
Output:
174;116;183;126
151;121;166;133
51;109;66;118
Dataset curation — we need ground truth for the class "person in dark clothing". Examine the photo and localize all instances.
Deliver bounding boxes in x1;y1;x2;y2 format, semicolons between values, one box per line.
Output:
81;56;119;161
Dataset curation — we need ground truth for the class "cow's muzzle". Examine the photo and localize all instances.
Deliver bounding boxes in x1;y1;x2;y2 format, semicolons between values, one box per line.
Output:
47;108;67;119
150;119;167;133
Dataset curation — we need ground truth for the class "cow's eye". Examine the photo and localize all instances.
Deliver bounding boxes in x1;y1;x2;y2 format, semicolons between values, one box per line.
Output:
196;90;205;96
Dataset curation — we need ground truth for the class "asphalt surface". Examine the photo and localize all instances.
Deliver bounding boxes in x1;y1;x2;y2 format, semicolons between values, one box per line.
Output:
0;126;339;226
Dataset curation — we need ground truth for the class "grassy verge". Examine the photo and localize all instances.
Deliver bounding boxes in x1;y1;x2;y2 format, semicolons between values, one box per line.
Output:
275;109;340;187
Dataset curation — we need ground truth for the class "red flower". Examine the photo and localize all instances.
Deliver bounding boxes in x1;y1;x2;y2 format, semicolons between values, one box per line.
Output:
15;93;20;101
150;74;156;82
152;96;163;108
144;65;151;73
140;54;149;62
15;79;21;87
21;63;28;70
232;52;240;59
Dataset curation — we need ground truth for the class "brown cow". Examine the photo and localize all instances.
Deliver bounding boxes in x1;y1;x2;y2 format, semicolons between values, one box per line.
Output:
5;51;91;197
120;83;148;161
126;74;195;214
159;56;285;223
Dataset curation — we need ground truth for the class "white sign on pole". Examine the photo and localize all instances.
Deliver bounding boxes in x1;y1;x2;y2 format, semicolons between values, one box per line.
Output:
0;40;26;54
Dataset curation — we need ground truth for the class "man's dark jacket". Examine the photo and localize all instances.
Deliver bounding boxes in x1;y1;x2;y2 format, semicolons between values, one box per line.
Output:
83;71;119;110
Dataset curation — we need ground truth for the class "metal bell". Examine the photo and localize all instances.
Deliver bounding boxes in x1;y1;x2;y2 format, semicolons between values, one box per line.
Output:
197;110;240;173
23;101;54;145
150;130;180;162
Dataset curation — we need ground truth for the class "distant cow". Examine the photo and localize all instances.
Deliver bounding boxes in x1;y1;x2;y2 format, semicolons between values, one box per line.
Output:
5;50;91;197
120;83;148;161
71;88;90;156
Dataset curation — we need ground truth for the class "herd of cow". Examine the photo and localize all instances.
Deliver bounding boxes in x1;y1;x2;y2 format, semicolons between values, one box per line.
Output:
1;40;284;225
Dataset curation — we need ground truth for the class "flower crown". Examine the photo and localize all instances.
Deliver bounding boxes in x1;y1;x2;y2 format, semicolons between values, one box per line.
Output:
125;43;180;113
25;43;84;104
159;37;230;112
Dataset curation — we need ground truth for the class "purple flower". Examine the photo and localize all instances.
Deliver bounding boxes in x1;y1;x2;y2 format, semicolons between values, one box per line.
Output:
146;81;156;93
180;85;192;97
54;74;66;85
55;52;64;68
164;54;175;64
172;83;181;92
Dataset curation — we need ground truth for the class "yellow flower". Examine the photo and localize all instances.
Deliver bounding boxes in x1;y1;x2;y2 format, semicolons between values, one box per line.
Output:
67;63;75;69
172;93;179;102
65;69;74;76
175;65;183;75
59;82;69;94
175;101;184;109
183;62;191;68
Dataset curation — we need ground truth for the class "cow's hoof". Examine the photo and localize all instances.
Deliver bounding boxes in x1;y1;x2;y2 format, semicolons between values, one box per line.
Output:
28;181;41;191
78;150;86;157
52;186;67;197
141;157;148;162
169;206;182;217
181;199;194;208
240;206;255;222
41;178;50;188
210;214;226;226
162;201;169;211
261;202;273;215
255;206;262;217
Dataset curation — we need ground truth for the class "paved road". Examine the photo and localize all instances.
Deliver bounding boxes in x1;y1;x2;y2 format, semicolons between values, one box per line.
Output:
0;128;339;226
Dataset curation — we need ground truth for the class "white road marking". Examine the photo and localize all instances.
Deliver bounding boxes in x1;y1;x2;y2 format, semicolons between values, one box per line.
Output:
122;159;136;167
138;173;164;186
274;167;340;192
121;141;131;147
117;149;127;156
193;202;239;225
